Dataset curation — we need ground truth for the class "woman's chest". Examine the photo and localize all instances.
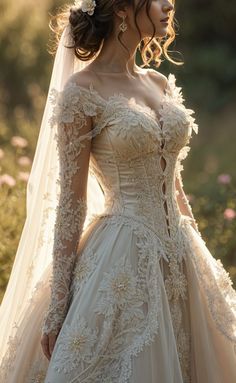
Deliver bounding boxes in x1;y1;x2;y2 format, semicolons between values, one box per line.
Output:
92;96;196;160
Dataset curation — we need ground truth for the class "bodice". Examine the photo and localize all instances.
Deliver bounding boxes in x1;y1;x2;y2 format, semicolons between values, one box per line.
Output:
85;73;199;243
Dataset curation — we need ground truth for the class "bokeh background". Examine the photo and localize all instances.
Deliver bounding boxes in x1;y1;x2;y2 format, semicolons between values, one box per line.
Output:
0;0;235;301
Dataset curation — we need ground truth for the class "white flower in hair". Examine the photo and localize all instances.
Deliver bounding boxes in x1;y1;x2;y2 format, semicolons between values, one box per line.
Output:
73;0;97;16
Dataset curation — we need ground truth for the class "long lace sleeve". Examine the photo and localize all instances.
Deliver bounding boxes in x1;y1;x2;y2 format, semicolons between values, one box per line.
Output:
41;79;96;336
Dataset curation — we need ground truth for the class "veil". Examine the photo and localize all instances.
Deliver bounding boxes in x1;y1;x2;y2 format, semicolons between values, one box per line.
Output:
0;23;105;363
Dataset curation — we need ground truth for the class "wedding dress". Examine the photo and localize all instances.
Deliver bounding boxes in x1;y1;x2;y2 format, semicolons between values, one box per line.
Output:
0;27;236;383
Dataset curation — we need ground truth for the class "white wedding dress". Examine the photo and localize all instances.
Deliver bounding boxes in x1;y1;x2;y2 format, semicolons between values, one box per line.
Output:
1;71;236;383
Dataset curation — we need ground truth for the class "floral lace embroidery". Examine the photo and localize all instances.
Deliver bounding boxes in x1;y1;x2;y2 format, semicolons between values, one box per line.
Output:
163;244;191;383
0;328;21;382
41;80;93;336
50;213;166;382
182;222;236;347
29;371;46;383
53;315;98;375
0;280;49;382
70;244;99;296
93;257;147;320
176;328;191;383
50;213;195;382
25;357;48;383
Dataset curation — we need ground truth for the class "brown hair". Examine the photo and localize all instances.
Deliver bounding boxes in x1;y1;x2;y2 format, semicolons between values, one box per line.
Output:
49;0;183;69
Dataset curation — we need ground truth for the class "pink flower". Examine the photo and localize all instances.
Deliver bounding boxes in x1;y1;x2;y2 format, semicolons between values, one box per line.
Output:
11;136;28;148
0;148;5;160
217;174;231;184
17;156;32;166
223;208;236;221
0;174;16;187
18;171;30;182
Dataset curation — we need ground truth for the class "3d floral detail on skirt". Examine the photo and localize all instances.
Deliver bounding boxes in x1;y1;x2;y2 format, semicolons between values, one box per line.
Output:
93;259;147;320
53;315;98;374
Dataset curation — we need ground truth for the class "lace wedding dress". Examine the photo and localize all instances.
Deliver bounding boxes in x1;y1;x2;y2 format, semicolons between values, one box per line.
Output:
1;72;236;383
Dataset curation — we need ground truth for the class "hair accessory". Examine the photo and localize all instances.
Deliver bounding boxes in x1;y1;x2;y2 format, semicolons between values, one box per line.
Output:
73;0;96;15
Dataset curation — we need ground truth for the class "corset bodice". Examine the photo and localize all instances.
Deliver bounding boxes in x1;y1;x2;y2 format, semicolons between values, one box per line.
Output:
88;75;198;243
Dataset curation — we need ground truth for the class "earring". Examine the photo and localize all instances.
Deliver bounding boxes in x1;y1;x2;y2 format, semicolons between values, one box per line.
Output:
119;15;127;32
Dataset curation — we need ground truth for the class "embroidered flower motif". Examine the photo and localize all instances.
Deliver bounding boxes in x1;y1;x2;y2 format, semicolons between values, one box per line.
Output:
175;144;191;179
29;371;46;383
24;353;49;383
49;82;97;128
176;328;191;383
94;259;146;318
73;0;96;16
160;100;198;144
74;257;91;281
162;74;198;138
53;315;98;374
0;332;21;381
71;246;99;296
165;270;188;301
166;73;185;104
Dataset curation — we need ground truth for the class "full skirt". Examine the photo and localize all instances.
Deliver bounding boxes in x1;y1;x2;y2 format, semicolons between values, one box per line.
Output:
1;214;236;383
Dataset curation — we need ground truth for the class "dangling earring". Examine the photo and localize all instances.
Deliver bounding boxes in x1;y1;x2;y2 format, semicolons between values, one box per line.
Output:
119;15;127;32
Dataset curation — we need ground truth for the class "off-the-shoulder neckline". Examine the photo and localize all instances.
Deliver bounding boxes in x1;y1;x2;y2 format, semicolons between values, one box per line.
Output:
82;65;154;76
67;73;173;123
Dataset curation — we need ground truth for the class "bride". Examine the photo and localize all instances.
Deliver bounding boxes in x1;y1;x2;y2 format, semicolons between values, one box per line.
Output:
0;0;236;382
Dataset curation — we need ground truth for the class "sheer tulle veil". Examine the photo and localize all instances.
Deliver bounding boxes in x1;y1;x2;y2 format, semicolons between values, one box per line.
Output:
0;23;105;362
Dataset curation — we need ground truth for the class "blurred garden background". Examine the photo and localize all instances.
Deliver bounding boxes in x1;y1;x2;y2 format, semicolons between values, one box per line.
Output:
0;0;235;301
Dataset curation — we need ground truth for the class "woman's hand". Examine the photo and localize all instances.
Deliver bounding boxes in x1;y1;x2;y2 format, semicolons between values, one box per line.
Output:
41;331;59;361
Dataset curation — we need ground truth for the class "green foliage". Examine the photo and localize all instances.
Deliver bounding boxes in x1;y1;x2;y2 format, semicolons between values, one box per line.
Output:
0;183;26;302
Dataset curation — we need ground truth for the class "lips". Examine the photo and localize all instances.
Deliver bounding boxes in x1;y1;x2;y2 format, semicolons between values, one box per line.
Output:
161;17;169;22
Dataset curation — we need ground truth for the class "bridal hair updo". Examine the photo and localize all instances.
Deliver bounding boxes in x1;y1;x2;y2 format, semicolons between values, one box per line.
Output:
49;0;182;68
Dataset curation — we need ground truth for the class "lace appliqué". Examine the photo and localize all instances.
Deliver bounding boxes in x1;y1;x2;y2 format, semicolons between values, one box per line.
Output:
53;315;98;375
25;357;48;383
0;280;49;382
93;257;147;320
163;239;191;383
50;213;195;383
49;82;97;126
182;223;236;348
70;244;99;296
0;328;21;382
41;80;93;336
51;213;167;382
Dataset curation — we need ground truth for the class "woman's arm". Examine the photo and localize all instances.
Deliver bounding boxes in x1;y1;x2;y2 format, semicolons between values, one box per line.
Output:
41;79;93;339
175;174;200;235
174;144;202;237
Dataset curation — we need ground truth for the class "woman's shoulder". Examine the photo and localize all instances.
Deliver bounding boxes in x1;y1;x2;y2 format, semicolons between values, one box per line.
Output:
50;70;99;124
59;70;101;109
144;68;169;91
64;70;96;96
146;68;180;97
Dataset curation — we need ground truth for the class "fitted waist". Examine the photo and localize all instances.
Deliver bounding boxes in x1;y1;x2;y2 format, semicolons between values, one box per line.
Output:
90;210;189;265
102;194;183;242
